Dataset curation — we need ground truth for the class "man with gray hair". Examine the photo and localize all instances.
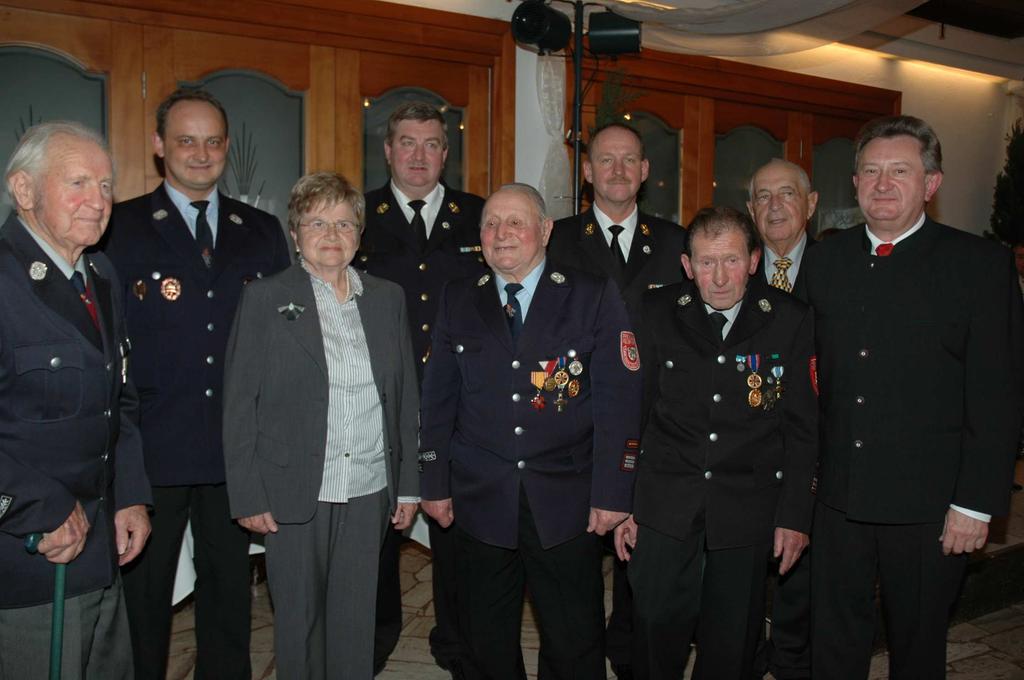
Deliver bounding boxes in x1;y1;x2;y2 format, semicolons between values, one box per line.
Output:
0;121;151;678
419;183;642;678
801;114;1023;678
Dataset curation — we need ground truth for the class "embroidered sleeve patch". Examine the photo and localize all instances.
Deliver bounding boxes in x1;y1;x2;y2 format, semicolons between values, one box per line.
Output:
620;452;638;472
0;494;12;519
809;355;819;396
418;451;437;463
620;331;640;372
625;439;640;450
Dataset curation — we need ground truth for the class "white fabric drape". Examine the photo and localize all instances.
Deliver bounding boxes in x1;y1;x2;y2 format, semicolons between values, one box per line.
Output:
536;55;573;221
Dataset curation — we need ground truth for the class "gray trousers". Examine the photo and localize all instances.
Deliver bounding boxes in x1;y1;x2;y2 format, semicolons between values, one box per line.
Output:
0;573;133;680
266;490;389;680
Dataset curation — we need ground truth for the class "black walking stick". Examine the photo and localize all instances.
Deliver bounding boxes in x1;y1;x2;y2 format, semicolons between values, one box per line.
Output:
25;532;66;680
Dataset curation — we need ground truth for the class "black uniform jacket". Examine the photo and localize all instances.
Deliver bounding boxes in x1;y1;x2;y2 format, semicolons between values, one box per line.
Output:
634;277;818;550
419;261;643;550
0;216;151;607
798;219;1023;523
356;184;487;379
548;208;686;327
103;184;291;486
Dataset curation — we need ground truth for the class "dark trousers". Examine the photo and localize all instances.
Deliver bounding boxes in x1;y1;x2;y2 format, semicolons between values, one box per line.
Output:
455;489;606;680
761;552;812;679
605;548;633;669
811;503;968;680
428;517;463;669
630;525;768;680
373;525;402;669
121;484;252;680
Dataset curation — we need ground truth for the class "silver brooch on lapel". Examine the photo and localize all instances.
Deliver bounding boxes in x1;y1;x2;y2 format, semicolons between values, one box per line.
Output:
550;272;566;284
278;302;306;320
642;245;652;255
153;209;168;221
229;214;243;225
29;261;47;280
477;274;491;287
442;221;451;230
677;294;692;307
758;299;772;313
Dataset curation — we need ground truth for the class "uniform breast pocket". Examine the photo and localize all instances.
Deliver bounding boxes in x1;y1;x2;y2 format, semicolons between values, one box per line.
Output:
13;342;86;422
451;336;485;392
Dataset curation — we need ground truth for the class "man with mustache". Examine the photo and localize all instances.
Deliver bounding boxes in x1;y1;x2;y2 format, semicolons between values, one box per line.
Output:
103;88;291;680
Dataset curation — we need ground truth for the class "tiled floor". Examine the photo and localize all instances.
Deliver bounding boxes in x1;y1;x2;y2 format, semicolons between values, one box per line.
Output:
168;474;1024;680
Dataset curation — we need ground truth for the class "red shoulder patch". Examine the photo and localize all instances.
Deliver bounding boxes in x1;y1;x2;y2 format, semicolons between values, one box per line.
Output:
620;331;640;372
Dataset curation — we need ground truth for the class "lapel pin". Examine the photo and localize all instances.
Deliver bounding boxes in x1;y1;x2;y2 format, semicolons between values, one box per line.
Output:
29;261;47;280
477;274;491;287
677;294;692;306
133;280;147;300
153;209;168;221
277;302;305;320
640;223;651;236
584;223;595;236
642;245;652;255
442;221;451;230
229;214;243;225
759;299;772;312
550;272;566;284
160;277;182;301
448;201;460;214
377;202;389;214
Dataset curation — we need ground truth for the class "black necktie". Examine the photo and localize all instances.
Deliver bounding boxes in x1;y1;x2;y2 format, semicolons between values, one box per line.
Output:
504;282;524;341
709;311;728;339
71;271;99;330
608;224;627;272
191;200;214;268
409;199;428;253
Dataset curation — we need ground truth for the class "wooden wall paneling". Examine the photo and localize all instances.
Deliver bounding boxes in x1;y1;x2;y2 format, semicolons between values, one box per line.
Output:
0;5;110;69
682;95;714;225
141;25;175;191
465;65;489;197
359;52;469;106
785;111;814;177
714;100;788;139
812;114;869;145
169;29;310;91
490;30;516;189
110;22;145;201
334;48;362;188
306;44;335;174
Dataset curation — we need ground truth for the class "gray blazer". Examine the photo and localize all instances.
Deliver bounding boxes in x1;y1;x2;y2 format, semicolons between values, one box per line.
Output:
222;263;419;523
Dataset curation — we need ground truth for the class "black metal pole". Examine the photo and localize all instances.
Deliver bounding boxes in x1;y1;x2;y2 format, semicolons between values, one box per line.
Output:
573;0;584;214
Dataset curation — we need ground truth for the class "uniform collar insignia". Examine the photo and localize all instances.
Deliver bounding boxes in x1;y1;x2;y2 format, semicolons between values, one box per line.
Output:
640;223;651;236
477;273;491;287
677;294;692;306
758;299;772;312
153;209;169;221
550;271;566;284
229;213;243;225
377;202;390;214
448;201;460;214
29;261;47;280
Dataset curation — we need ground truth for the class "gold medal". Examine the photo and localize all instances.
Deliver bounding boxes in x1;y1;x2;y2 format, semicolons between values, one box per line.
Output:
748;388;763;408
747;373;763;389
554;370;569;388
133;280;147;300
160;277;182;301
544;376;558;392
567;379;580;398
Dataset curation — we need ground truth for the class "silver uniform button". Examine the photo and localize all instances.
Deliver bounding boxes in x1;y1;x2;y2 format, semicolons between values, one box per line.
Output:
776;470;784;480
709;433;718;442
455;344;465;354
567;349;577;358
859;349;869;358
512;360;521;369
517;460;526;469
207;323;215;332
713;394;722;403
104;409;111;418
206;356;215;365
665;360;674;369
207;290;214;298
704;471;712;480
205;388;214;397
514;426;524;435
101;452;109;461
717;355;726;364
50;356;62;369
105;362;113;372
855;396;865;405
854;440;863;448
512;393;521;402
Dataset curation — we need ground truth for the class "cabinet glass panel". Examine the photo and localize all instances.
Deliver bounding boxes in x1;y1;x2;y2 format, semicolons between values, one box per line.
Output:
713;125;781;213
0;47;106;224
813;137;862;237
363;88;464;193
185;70;304;232
629;111;680;224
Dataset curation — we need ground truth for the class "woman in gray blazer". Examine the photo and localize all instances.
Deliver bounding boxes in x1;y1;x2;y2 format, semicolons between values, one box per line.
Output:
223;172;420;679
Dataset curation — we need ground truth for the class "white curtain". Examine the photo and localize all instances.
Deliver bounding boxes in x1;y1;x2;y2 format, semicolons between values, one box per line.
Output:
536;55;573;221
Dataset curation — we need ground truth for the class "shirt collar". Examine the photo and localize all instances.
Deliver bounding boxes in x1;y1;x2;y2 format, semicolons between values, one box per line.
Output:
865;212;926;254
164;181;219;218
703;299;742;325
592;203;638;234
763;232;807;268
391;181;444;216
494;257;546;298
303;262;365;299
18;216;86;279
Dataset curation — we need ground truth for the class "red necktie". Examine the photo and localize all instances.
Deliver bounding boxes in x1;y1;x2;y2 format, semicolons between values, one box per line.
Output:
876;242;894;257
71;271;99;330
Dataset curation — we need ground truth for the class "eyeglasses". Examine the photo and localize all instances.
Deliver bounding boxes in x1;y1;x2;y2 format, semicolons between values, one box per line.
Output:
299;219;359;234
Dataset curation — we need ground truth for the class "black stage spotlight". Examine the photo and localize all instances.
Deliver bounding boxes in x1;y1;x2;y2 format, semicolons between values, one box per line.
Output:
511;0;572;54
588;10;641;55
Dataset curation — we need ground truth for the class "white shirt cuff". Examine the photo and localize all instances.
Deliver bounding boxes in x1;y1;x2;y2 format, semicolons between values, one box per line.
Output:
397;496;421;504
949;504;991;523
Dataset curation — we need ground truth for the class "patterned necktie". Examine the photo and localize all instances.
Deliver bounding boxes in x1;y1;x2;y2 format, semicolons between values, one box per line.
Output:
771;256;793;293
409;199;428;253
876;242;894;257
71;271;99;330
191;200;214;268
504;282;524;341
709;311;728;340
608;224;627;272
